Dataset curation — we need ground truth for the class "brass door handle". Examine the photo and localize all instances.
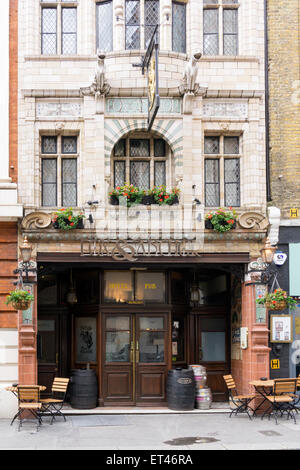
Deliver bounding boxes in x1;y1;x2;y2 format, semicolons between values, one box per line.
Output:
130;341;134;363
199;348;203;361
136;341;139;363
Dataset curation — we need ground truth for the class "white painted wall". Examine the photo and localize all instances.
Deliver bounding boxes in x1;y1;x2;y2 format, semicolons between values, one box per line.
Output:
0;329;18;419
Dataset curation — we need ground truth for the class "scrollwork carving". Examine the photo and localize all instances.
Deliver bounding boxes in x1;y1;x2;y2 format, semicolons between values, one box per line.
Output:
21;212;52;230
238;212;269;230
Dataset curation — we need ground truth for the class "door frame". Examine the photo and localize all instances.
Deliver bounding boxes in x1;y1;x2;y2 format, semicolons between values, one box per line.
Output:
100;308;172;406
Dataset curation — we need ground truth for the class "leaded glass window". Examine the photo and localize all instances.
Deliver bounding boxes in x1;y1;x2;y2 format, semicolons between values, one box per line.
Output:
203;9;219;56
203;1;239;56
42;159;57;207
224;158;240;206
96;1;113;52
130;161;150;189
111;135;171;195
62;159;77;206
145;0;159;48
41;135;78;207
172;1;186;53
62;8;77;55
126;0;140;50
42;8;57;55
205;159;220;207
204;135;241;208
41;2;77;55
223;9;238;56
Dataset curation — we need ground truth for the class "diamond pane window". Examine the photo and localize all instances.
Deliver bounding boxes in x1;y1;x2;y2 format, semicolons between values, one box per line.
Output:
62;136;77;154
126;0;140;49
114;161;126;187
42;159;57;207
172;1;186;53
224;159;240;206
203;9;219;55
42;136;57;154
224;137;239;154
145;0;159;48
222;0;238;3
205;159;220;207
130;139;150;157
223;9;238;55
154;161;166;186
130;161;150;189
154;139;166;157
62;8;77;55
114;139;126;157
204;136;220;154
62;159;77;206
97;1;113;52
42;8;57;55
204;0;218;3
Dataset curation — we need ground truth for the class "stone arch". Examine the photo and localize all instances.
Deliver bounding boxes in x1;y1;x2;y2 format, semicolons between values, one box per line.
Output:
104;118;183;177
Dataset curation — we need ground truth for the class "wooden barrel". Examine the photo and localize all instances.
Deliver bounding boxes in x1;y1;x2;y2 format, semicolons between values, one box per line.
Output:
188;365;207;389
195;387;212;410
70;369;98;409
167;368;195;411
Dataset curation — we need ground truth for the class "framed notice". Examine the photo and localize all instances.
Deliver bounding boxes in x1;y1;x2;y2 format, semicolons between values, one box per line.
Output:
75;317;97;363
270;315;293;343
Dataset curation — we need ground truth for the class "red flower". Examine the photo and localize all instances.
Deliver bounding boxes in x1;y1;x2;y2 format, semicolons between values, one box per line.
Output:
165;195;169;199
68;216;72;221
272;300;276;304
207;214;213;219
116;186;120;190
70;222;75;227
159;199;163;202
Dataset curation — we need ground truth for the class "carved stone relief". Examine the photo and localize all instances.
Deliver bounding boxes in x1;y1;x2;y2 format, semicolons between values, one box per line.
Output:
237;212;269;230
21;212;52;230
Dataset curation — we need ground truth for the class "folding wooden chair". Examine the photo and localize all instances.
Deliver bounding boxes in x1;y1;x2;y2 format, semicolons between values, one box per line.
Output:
40;377;69;424
17;386;42;432
223;374;255;420
263;378;297;425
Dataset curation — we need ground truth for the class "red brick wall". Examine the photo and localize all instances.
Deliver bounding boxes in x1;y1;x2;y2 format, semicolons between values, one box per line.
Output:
0;224;18;328
9;0;18;183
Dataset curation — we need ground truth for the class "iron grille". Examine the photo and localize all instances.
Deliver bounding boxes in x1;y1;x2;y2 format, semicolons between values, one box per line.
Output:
223;9;238;55
130;139;150;157
62;8;77;55
144;0;159;48
130;161;150;189
41;8;57;55
203;9;219;55
114;161;126;187
205;159;220;207
62;159;77;206
224;158;240;206
125;0;140;49
172;1;186;53
42;136;57;154
224;136;239;154
42;159;57;207
96;1;113;52
154;161;166;186
204;136;220;154
62;136;77;154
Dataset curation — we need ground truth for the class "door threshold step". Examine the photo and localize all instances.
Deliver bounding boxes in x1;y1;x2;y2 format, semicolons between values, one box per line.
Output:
60;405;230;415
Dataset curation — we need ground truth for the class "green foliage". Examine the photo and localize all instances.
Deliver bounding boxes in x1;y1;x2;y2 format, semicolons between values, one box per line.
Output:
5;290;34;306
52;207;85;231
256;288;297;310
205;207;237;232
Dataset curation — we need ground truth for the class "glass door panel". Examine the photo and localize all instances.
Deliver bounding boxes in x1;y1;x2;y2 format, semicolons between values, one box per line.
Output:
139;331;165;363
105;315;131;363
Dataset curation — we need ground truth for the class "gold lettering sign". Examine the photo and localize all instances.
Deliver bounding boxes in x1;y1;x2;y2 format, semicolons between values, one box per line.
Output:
109;283;130;290
148;56;156;111
145;283;157;289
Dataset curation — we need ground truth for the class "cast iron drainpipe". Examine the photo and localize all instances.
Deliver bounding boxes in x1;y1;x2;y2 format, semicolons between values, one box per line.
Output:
264;0;272;202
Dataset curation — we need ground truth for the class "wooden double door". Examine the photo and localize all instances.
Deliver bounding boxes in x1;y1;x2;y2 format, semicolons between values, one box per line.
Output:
102;313;169;406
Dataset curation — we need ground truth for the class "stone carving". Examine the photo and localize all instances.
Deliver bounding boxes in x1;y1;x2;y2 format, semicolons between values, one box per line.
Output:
21;211;52;230
203;101;248;119
106;97;181;115
80;51;111;98
36;102;81;118
238;212;269;230
180;53;202;96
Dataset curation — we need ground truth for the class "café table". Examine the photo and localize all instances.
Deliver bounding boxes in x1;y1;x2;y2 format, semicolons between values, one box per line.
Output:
5;385;46;426
249;380;274;417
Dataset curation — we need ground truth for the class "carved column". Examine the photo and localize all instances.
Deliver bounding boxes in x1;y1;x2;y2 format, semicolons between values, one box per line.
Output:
114;0;124;51
161;0;172;51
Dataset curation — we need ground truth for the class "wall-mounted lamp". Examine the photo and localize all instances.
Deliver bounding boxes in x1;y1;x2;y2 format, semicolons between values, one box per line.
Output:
14;236;37;284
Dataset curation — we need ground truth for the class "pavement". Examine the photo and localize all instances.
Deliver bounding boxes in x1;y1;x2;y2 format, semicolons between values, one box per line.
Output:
1;411;300;450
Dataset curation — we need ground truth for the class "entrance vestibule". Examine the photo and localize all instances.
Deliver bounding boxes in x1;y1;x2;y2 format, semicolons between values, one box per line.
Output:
37;264;234;405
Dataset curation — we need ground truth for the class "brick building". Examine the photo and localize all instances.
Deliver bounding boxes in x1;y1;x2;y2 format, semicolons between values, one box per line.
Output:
0;0;23;418
1;0;276;414
267;0;300;380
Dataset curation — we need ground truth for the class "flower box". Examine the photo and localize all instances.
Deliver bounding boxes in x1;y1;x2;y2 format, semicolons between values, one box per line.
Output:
205;208;237;233
110;195;119;206
53;218;84;230
141;195;156;205
52;208;85;230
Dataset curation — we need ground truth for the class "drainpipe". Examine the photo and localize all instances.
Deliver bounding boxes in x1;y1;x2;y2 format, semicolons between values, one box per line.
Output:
264;0;271;202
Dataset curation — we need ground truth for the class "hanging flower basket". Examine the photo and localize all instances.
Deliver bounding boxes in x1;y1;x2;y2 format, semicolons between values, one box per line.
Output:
256;288;297;311
205;207;237;233
5;290;34;311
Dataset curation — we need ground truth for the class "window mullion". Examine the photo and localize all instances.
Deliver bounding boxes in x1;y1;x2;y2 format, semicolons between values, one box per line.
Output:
57;155;62;207
57;4;62;55
219;6;223;55
141;0;145;49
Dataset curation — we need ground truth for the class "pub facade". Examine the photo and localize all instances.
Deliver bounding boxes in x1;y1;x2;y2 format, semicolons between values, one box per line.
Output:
13;0;270;410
